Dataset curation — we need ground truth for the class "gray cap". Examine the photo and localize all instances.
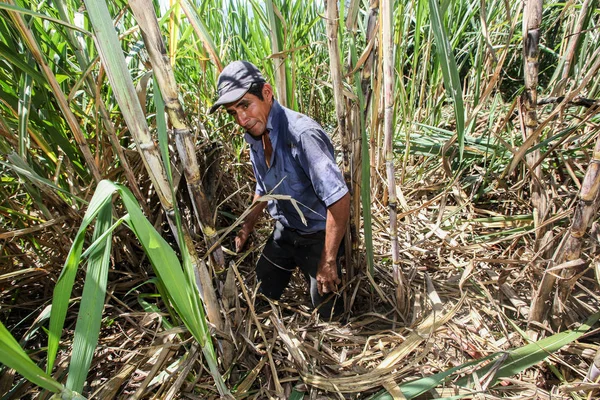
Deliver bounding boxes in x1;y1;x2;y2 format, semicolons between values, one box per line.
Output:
209;61;266;113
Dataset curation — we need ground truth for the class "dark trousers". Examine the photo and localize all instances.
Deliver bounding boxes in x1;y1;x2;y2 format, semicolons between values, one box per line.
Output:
256;221;344;317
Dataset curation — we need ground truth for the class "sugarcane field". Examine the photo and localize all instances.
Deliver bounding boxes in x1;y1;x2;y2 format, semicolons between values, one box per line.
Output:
1;0;600;398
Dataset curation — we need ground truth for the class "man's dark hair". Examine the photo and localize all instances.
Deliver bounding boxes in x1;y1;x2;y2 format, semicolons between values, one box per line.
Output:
247;81;265;100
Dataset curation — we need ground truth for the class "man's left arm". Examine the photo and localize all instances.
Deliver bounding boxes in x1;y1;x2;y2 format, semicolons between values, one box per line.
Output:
316;192;350;295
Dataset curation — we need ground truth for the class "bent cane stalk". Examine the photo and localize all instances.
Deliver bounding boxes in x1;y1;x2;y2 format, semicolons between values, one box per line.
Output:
128;0;228;364
129;0;225;268
80;0;229;394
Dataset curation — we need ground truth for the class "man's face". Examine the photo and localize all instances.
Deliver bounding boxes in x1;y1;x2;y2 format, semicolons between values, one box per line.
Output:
225;84;273;138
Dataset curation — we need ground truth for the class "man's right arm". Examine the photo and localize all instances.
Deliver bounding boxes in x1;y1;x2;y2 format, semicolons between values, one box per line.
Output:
235;193;267;252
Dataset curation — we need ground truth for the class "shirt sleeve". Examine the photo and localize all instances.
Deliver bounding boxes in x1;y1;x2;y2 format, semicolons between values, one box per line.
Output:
296;128;348;207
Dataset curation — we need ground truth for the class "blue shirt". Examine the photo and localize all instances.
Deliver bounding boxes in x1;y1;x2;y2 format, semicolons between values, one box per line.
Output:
244;100;348;234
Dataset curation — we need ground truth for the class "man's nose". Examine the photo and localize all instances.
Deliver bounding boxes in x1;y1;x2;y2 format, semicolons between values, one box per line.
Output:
237;111;249;126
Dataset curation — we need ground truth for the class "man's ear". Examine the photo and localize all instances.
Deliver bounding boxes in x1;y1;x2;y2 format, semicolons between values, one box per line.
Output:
263;83;274;101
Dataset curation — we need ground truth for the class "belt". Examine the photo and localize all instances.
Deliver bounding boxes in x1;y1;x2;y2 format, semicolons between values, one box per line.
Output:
284;225;324;238
298;230;323;237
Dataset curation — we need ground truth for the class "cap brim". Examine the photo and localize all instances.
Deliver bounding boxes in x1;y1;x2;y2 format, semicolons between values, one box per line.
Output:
209;87;250;114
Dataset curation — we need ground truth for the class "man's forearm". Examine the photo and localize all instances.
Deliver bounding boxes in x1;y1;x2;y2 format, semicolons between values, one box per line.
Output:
321;192;350;264
243;193;268;231
316;192;350;294
236;193;267;252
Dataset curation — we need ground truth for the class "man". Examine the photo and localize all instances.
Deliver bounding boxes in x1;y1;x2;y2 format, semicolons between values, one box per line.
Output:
210;61;350;318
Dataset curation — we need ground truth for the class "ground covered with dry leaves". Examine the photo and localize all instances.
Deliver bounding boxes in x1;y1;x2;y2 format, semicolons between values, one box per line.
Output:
2;166;600;400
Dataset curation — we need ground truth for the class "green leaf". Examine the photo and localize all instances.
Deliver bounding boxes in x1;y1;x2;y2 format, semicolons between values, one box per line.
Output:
66;200;113;393
3;152;86;204
0;2;91;35
116;182;207;342
17;67;32;157
179;0;223;71
0;321;63;393
367;353;495;399
458;311;600;387
0;42;47;88
429;0;465;161
288;387;305;400
45;179;225;392
46;180;114;373
370;312;600;399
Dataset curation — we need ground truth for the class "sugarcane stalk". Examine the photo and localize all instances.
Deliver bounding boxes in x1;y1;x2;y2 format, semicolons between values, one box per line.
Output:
265;0;289;107
521;0;548;250
559;0;594;93
325;0;354;286
84;0;230;393
346;9;370;290
551;133;600;327
585;348;600;383
349;104;361;282
7;1;102;184
129;0;225;268
382;0;407;315
371;40;383;198
363;2;380;198
522;0;552;329
168;0;180;66
528;90;600;334
325;0;350;176
128;0;228;359
343;0;372;279
88;28;173;208
81;0;184;307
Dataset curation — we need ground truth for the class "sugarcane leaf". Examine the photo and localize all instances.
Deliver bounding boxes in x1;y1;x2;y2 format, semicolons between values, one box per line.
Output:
17;66;32;157
46;179;224;392
82;0;152;147
150;76;204;329
395;354;495;398
369;312;600;399
288;388;305;400
0;41;47;86
179;0;223;71
457;311;600;387
0;2;90;35
357;60;374;276
114;182;208;342
79;217;125;260
116;180;225;394
46;180;114;373
429;0;465;161
66;200;113;393
0;321;63;393
3;152;86;204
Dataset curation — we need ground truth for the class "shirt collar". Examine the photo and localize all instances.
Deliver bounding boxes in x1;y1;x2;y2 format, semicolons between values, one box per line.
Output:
244;99;283;145
266;99;282;134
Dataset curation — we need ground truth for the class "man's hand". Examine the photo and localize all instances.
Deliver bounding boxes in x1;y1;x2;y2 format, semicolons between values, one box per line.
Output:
316;259;341;295
316;193;349;296
235;194;267;253
235;225;252;253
